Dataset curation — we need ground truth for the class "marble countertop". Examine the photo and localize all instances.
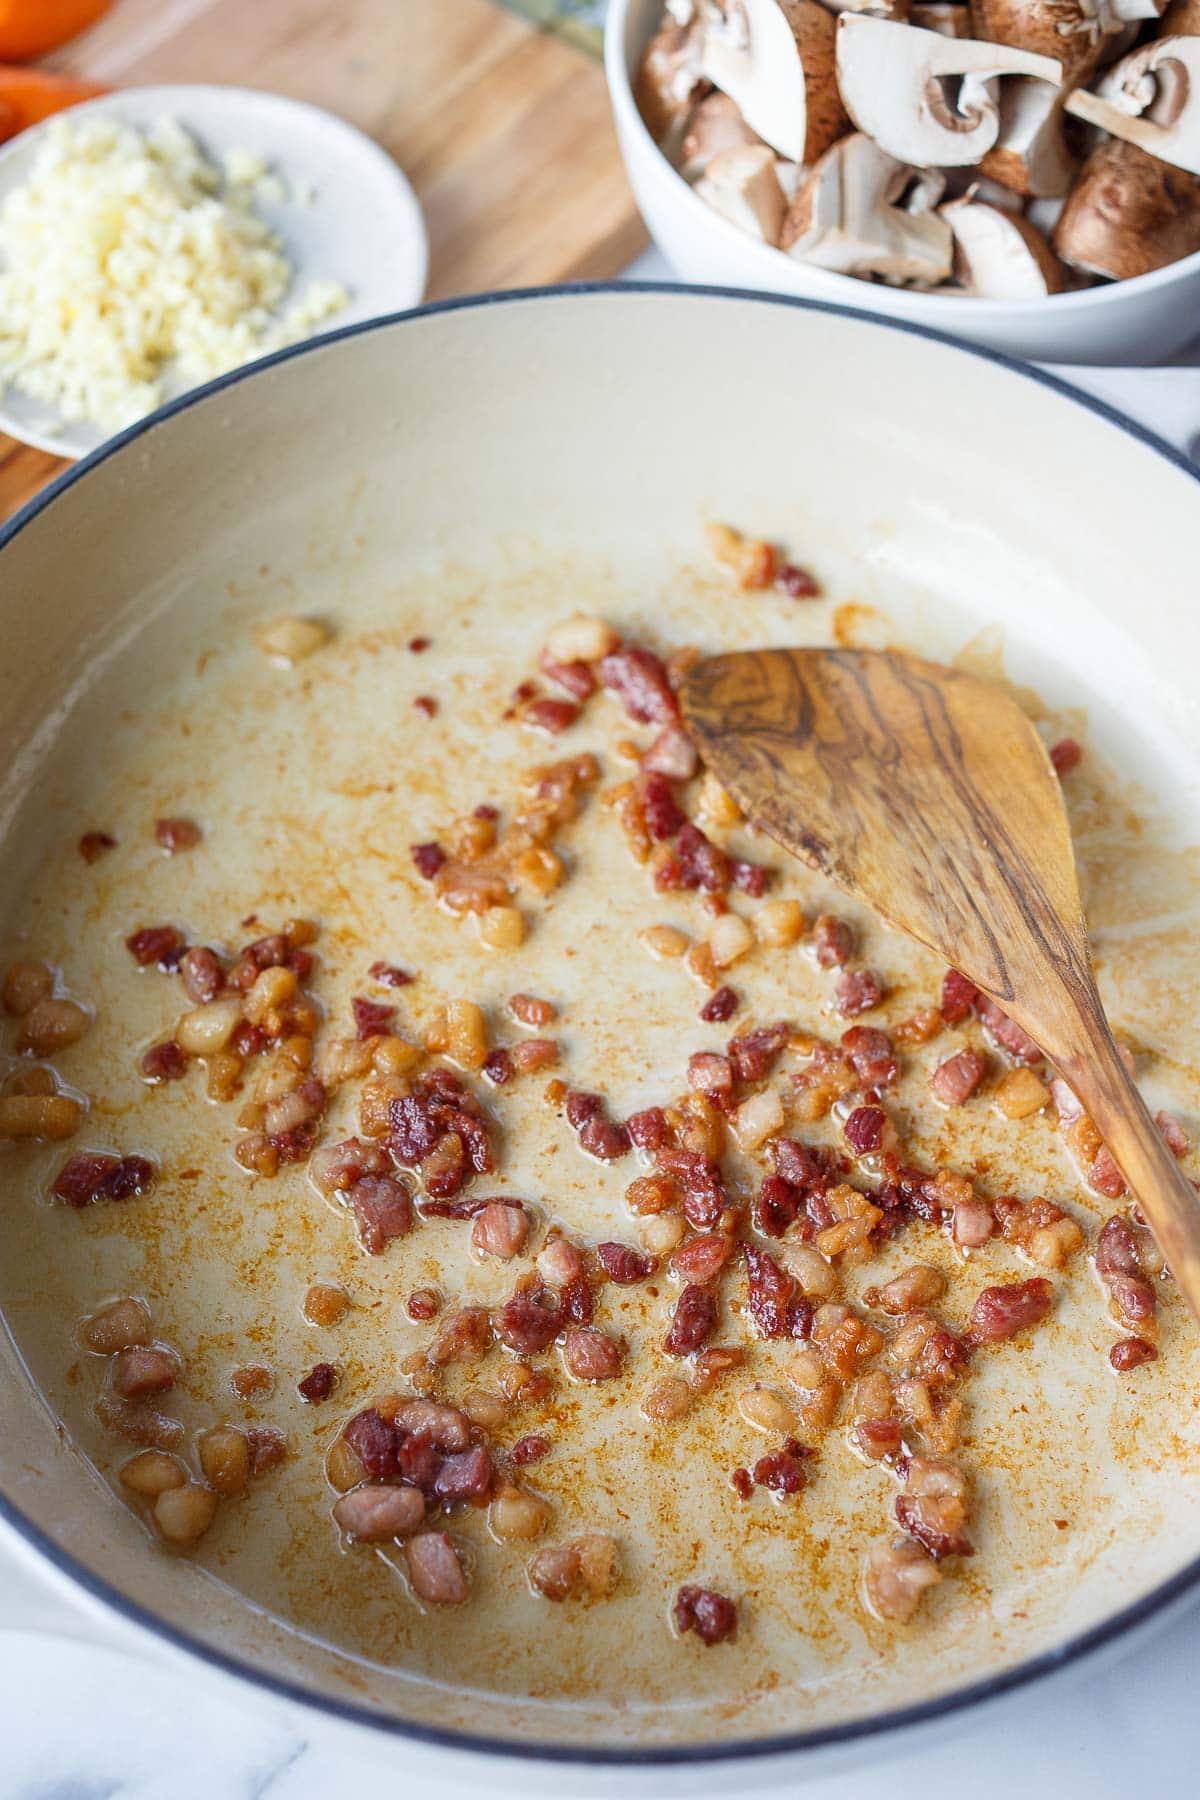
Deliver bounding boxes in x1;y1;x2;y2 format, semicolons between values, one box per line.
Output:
5;260;1200;1796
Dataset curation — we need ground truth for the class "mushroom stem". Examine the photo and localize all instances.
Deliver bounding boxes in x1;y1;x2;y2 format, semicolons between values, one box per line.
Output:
979;75;1076;196
782;130;954;280
1066;37;1200;176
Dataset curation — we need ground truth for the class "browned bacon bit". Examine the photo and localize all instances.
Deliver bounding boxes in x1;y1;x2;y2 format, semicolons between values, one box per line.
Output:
346;1173;414;1254
670;1232;733;1284
369;961;414;988
930;1048;988;1106
408;1288;440;1322
975;997;1041;1065
655;1149;727;1229
540;654;597;702
642;724;697;781
835;969;883;1018
674;1584;737;1646
482;1048;514;1086
895;1457;973;1560
563;1089;631;1163
246;1426;286;1474
471;1199;529;1262
841;1027;898;1089
940;968;980;1024
508;992;556;1027
865;1538;942;1622
755;1175;805;1239
563;1326;623;1383
776;561;820;599
732;859;770;897
414;695;438;719
498;1278;564;1355
411;842;446;880
700;986;738;1024
434;1445;493;1502
855;1418;904;1461
968;1277;1054;1345
1050;737;1083;776
53;1152;154;1208
1088;1145;1127;1199
561;1273;595;1325
812;914;854;969
626;1105;668;1151
597;1241;657;1283
673;822;731;893
1156;1110;1189;1157
744;1244;812;1340
387;1068;495;1194
310;1137;391;1194
752;1442;809;1495
79;830;117;863
599;644;679;725
297;1362;337;1403
232;1020;268;1057
728;1020;790;1082
512;1039;559;1073
408;635;430;653
688;1051;733;1094
843;1106;889;1156
1095;1215;1156;1326
154;817;201;853
1111;1336;1158;1371
141;1041;187;1083
428;1306;490;1366
179;946;224;1004
730;1466;753;1500
352;996;395;1040
512;1433;549;1465
638;769;686;842
126;925;186;969
522;695;580;735
664;1284;718;1355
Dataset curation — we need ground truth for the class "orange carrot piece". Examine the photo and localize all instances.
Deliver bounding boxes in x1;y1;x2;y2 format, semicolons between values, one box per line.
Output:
0;66;107;142
0;0;113;62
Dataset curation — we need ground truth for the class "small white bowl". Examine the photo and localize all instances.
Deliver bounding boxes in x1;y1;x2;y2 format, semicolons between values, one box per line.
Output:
0;84;428;457
606;0;1200;365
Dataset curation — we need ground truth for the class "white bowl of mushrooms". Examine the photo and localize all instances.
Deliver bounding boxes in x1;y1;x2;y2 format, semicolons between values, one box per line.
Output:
606;0;1200;363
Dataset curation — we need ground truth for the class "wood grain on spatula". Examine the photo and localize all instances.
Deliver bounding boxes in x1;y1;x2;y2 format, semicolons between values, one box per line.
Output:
680;646;1200;1323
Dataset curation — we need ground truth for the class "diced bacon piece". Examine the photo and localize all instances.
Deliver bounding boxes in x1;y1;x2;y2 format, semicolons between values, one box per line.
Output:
427;1307;491;1366
835;969;883;1017
940;969;979;1024
335;1484;425;1542
699;986;738;1024
776;561;820;599
637;770;686;842
52;1153;154;1208
411;842;446;880
840;1027;897;1089
346;1174;414;1254
433;1445;493;1502
1095;1215;1156;1325
864;1538;942;1622
352;996;395;1040
930;1048;988;1106
687;1052;733;1094
470;1199;529;1261
744;1244;811;1341
1049;1077;1084;1125
975;997;1042;1064
369;961;414;988
1050;738;1083;776
79;830;117;862
1156;1110;1189;1157
626;1106;668;1151
310;1137;390;1196
952;1199;994;1249
596;1242;657;1284
674;822;731;893
141;1042;187;1082
663;1284;718;1355
842;1105;890;1156
727;1021;789;1082
297;1362;337;1403
406;1531;469;1605
179;947;224;1004
598;645;679;724
512;1433;549;1465
1110;1336;1158;1371
1088;1145;1127;1199
523;696;580;735
562;1327;622;1383
643;725;698;780
669;1231;733;1284
895;1456;972;1560
126;925;186;968
674;1584;737;1645
540;654;597;701
812;915;854;969
497;1281;563;1355
967;1277;1054;1344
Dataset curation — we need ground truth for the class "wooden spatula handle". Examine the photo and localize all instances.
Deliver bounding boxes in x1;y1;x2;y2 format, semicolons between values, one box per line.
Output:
1063;1020;1200;1318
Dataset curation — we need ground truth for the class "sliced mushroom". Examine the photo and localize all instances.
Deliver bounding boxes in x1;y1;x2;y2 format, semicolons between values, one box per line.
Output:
1163;0;1200;32
968;0;1166;84
910;2;970;32
695;143;790;242
820;0;911;15
679;91;765;179
1053;132;1200;275
943;194;1065;290
835;18;1062;168
1066;38;1200;176
698;0;848;163
979;76;1076;195
782;130;954;280
635;20;707;151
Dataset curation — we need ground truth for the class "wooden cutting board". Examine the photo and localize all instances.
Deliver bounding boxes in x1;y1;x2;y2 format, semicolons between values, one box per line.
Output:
0;0;648;521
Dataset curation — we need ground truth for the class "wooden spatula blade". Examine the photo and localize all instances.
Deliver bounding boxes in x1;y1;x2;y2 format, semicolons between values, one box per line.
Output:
680;647;1088;1051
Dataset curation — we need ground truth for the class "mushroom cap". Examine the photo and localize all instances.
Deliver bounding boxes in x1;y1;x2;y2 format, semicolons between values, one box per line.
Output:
943;194;1065;292
679;91;765;181
699;0;848;164
1053;132;1200;277
695;143;790;244
910;2;970;32
835;17;1062;167
1067;37;1200;177
968;0;1164;84
635;21;708;148
979;75;1076;197
1163;0;1200;34
782;130;954;280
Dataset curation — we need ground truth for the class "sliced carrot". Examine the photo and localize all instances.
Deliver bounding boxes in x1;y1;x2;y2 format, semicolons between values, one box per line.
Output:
0;0;113;62
0;66;107;142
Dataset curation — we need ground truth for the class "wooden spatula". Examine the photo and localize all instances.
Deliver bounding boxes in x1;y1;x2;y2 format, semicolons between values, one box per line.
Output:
680;645;1200;1325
